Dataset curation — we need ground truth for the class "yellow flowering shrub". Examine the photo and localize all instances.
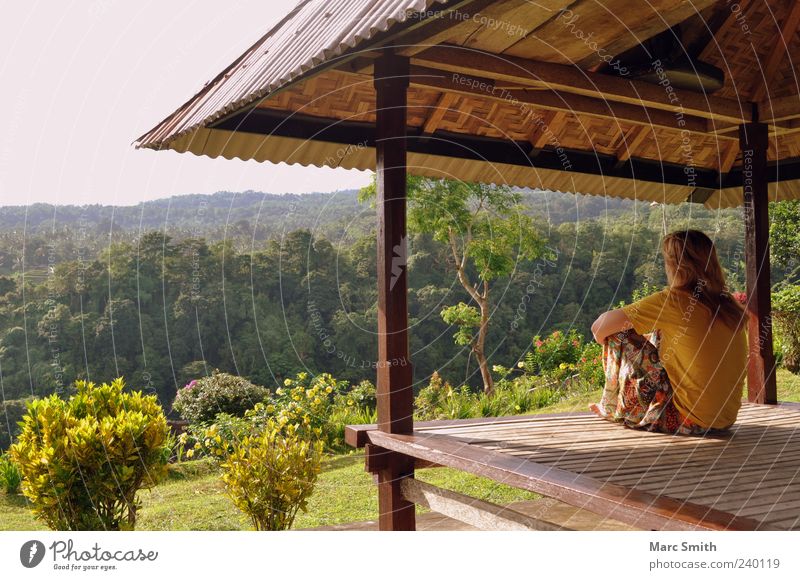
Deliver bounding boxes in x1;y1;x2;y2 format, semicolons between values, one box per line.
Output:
10;379;170;530
220;420;323;531
191;372;376;457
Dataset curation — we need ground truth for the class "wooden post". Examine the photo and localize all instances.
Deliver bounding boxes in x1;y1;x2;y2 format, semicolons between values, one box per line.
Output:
374;50;415;530
739;121;778;404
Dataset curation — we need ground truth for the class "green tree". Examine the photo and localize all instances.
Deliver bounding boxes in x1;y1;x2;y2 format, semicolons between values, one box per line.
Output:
771;200;800;285
361;177;545;394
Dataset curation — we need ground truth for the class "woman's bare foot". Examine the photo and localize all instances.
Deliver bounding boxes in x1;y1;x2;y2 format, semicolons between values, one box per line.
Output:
589;403;607;418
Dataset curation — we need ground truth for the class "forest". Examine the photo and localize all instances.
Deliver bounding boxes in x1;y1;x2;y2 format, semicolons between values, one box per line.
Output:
0;187;792;417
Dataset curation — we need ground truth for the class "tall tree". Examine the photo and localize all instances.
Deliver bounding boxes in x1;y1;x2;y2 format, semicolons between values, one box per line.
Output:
362;177;545;394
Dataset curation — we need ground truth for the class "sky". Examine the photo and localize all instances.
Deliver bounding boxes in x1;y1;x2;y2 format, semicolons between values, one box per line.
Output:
0;0;371;206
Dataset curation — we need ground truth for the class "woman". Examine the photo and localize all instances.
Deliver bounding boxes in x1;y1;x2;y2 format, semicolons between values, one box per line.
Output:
589;229;748;434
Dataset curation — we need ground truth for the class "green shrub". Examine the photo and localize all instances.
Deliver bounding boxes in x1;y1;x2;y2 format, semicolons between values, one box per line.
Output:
416;373;478;420
576;341;605;387
220;420;323;531
272;372;343;442
172;370;269;424
10;379;171;530
0;453;22;494
191;373;368;454
334;379;376;411
773;285;800;374
526;329;584;380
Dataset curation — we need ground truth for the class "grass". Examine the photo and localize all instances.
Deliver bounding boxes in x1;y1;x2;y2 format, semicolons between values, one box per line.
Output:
776;368;800;401
1;368;797;531
0;453;537;531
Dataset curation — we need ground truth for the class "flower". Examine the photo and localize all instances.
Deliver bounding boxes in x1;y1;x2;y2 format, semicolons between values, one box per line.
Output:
535;340;543;348
185;449;194;459
572;340;580;347
517;361;525;368
183;380;197;391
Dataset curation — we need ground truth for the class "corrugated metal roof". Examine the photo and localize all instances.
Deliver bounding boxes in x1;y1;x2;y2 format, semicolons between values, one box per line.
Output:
162;126;799;208
136;0;449;149
164;126;698;205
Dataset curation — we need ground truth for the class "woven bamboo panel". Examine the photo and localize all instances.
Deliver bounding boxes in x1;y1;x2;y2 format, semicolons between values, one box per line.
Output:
699;0;799;101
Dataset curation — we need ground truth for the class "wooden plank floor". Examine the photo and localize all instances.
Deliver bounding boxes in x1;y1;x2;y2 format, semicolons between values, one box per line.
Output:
414;403;800;530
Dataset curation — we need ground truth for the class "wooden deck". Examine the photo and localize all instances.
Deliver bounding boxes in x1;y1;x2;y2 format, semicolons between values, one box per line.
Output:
347;403;800;531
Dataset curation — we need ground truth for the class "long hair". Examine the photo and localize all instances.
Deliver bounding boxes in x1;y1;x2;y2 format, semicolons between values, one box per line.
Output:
661;229;747;332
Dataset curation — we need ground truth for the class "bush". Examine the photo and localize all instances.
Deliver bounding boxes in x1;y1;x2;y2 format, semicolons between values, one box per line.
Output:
0;453;22;494
526;330;584;379
191;373;370;454
773;285;800;374
10;379;171;530
172;371;270;424
220;420;323;530
415;372;477;420
576;341;605;387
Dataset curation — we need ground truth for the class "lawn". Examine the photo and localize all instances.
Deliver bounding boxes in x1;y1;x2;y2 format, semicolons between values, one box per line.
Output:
1;368;796;531
0;453;539;531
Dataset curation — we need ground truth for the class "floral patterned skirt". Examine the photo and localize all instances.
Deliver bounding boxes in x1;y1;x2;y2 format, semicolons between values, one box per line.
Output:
593;329;709;435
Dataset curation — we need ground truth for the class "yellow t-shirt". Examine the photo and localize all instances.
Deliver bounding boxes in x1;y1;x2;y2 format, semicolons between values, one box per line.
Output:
621;287;747;429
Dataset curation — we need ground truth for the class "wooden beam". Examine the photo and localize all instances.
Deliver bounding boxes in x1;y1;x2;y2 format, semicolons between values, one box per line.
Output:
739;122;778;405
403;66;728;139
374;51;415;531
574;0;718;69
421;92;457;135
215;107;729;189
400;478;570;531
718;141;739;173
614;125;652;169
751;1;800;102
684;2;742;61
346;410;592;448
412;45;751;125
758;94;800;124
367;429;774;531
528;110;565;154
365;443;441;471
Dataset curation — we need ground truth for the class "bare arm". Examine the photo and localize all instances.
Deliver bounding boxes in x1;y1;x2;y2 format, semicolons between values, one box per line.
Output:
591;309;633;344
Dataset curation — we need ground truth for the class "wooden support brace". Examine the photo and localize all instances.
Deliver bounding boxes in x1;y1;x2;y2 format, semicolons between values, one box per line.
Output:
400;478;571;531
613;125;651;170
365;443;443;472
421;91;457;136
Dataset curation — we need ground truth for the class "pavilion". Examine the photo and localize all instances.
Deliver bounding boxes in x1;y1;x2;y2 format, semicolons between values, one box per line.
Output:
137;0;800;530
